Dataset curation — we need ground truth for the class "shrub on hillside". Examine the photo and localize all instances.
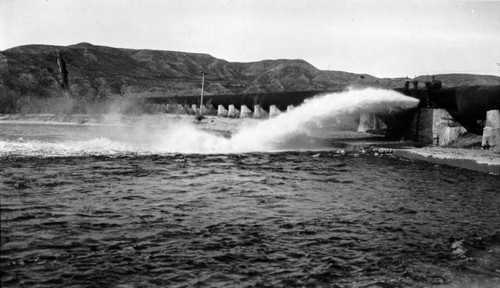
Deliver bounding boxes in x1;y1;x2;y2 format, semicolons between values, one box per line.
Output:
0;88;19;113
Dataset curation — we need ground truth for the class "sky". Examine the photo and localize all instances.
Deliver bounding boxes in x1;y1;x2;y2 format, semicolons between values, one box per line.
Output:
1;0;499;78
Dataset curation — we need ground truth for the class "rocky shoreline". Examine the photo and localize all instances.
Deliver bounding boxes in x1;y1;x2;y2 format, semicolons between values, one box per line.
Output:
1;113;499;174
394;148;500;174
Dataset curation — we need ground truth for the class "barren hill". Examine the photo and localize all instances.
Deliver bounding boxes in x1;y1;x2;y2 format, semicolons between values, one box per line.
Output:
0;42;385;98
414;74;500;87
1;42;499;113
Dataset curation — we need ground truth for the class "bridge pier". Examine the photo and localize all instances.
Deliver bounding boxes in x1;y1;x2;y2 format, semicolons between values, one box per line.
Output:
253;104;268;119
201;104;213;115
357;113;385;133
408;108;466;145
357;113;371;133
218;105;228;117
205;104;217;115
189;104;197;115
482;110;500;152
165;104;175;113
240;105;252;118
269;105;281;118
177;104;187;114
228;105;239;118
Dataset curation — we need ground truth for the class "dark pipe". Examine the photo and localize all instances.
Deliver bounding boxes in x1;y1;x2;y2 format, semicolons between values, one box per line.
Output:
455;86;500;118
424;85;500;134
426;86;500;118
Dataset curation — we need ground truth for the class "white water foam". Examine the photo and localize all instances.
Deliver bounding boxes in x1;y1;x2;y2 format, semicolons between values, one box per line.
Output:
0;88;419;156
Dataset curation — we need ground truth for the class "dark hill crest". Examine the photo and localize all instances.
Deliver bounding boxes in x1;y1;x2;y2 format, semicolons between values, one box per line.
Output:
1;42;499;110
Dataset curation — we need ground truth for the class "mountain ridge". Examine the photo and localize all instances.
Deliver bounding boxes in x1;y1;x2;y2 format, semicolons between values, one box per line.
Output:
1;42;499;113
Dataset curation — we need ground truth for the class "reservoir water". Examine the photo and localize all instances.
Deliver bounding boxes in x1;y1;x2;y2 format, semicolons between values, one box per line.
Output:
1;89;499;287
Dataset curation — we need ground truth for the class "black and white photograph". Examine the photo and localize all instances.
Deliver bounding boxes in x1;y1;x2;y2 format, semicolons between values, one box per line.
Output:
1;0;499;287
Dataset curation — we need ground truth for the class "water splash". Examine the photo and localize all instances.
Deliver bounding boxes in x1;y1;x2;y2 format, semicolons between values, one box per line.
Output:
230;88;418;152
0;88;418;156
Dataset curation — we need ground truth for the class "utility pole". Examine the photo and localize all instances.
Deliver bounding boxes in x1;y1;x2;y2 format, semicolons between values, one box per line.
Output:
200;71;208;116
196;71;208;121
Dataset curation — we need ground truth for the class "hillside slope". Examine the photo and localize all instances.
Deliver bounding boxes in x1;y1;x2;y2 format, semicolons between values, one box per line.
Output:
1;42;499;113
0;42;387;98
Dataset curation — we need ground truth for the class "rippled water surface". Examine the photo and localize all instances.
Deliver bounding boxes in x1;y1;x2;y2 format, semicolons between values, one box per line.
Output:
1;122;500;288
